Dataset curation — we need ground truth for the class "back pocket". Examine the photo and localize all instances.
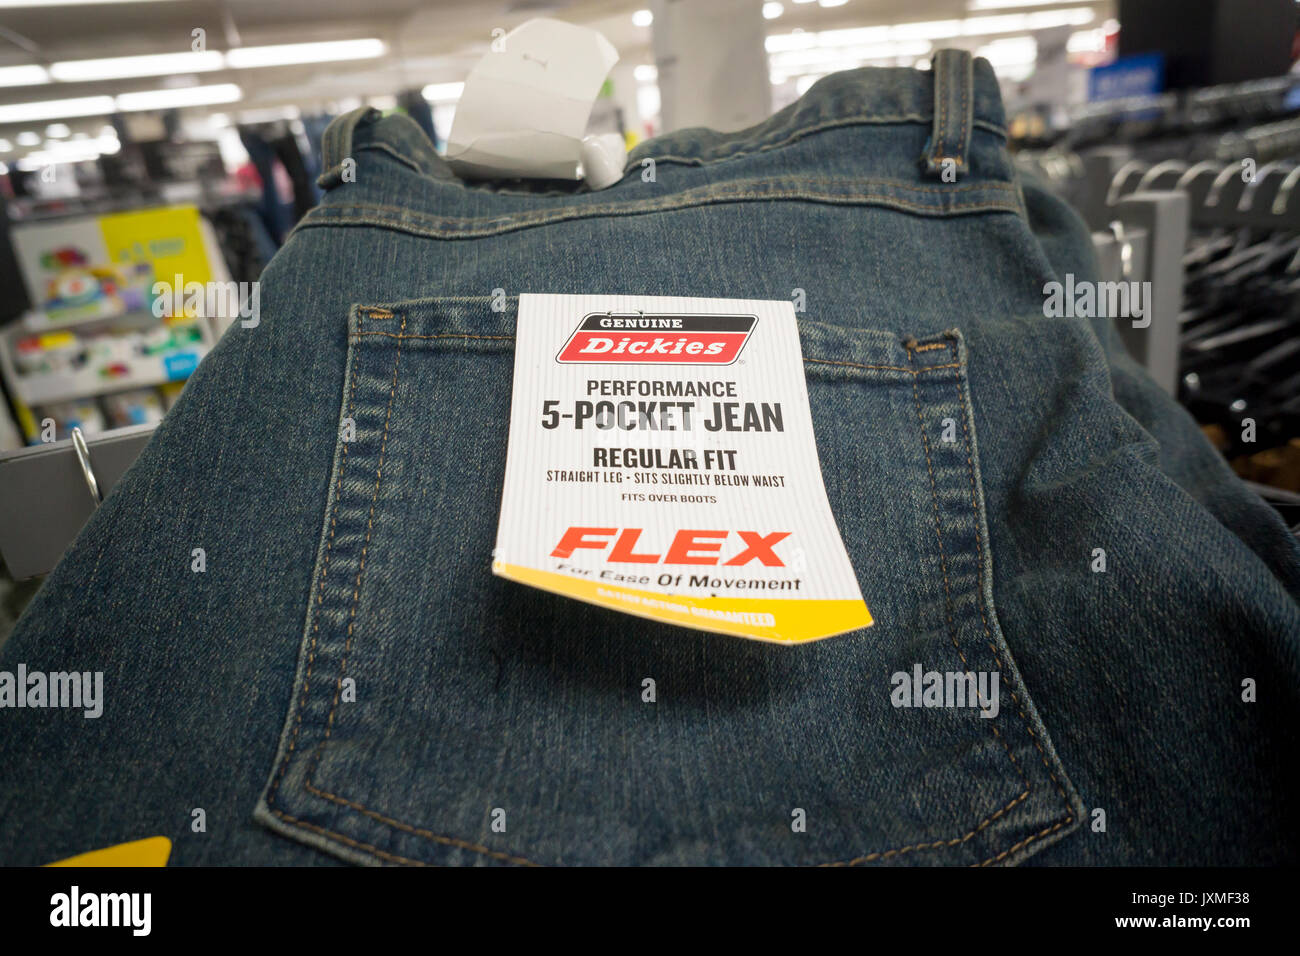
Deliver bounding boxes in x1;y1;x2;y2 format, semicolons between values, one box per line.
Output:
255;296;1082;866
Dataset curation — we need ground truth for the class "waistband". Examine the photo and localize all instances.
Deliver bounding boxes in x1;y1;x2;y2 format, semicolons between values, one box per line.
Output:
317;50;1006;190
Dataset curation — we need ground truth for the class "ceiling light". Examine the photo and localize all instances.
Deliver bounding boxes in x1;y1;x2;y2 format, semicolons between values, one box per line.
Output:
16;135;119;169
0;65;50;87
0;139;11;151
16;131;40;146
421;81;464;102
817;26;892;45
892;19;965;40
819;0;850;7
634;64;658;82
763;2;784;17
45;123;70;138
226;38;386;69
115;83;241;111
969;0;1072;8
1023;7;1095;28
0;0;172;6
50;50;223;82
1067;28;1107;53
766;7;1095;53
0;95;116;124
632;9;653;27
235;105;299;124
766;31;818;52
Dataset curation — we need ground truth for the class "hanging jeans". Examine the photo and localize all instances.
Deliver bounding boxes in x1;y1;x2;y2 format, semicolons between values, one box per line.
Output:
2;52;1297;866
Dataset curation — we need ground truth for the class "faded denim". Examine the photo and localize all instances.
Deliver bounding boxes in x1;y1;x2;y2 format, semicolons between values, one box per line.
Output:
1;54;1297;866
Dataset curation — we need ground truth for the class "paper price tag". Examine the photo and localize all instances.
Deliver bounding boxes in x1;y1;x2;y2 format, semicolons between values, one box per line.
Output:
493;294;871;644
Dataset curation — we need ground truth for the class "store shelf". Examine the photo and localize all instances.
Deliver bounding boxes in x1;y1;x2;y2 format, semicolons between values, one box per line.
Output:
0;317;213;408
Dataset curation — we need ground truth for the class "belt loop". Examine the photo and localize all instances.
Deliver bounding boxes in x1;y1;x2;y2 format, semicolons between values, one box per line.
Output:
317;107;379;189
921;49;974;180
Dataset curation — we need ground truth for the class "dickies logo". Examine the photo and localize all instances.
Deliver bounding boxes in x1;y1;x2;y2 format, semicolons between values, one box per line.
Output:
556;313;757;365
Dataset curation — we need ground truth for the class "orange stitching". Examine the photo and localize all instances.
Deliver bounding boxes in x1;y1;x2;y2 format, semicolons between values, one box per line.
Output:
909;358;1029;785
951;366;1073;808
297;185;1024;241
293;312;543;868
802;357;961;373
364;112;1008;182
300;783;540;866
820;789;1028;866
351;331;514;341
819;344;1082;869
349;338;959;364
270;807;540;867
913;343;949;352
358;307;394;319
324;310;407;746
267;309;364;803
638;113;1005;169
270;808;426;865
976;817;1073;867
307;182;1019;228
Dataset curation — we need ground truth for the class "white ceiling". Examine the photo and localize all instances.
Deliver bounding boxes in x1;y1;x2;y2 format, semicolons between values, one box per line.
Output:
0;0;1114;145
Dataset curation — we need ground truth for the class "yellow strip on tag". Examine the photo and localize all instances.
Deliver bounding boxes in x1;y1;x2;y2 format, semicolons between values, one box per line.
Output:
495;561;871;644
493;294;872;644
46;836;172;867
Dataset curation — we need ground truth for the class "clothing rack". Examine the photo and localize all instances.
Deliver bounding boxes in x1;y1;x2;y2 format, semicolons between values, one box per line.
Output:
1090;190;1190;396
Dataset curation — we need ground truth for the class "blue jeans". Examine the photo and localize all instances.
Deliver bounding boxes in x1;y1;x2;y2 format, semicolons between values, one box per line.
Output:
2;52;1297;865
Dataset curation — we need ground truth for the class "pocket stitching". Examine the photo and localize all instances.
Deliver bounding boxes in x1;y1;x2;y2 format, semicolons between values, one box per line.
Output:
266;307;366;807
825;339;1078;866
948;357;1076;866
271;318;1065;867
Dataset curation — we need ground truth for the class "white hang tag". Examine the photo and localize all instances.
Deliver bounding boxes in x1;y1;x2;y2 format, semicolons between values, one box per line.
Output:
446;18;621;184
493;294;873;645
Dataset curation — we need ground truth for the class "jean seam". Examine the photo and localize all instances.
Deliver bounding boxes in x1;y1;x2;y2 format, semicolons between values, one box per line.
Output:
295;195;1021;241
265;307;365;807
304;311;542;866
818;338;1036;868
886;344;1035;862
292;180;1024;241
263;309;542;866
948;358;1076;865
960;55;972;164
803;357;961;374
354;115;1008;184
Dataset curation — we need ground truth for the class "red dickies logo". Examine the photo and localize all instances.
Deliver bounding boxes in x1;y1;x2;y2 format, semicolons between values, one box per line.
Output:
556;313;757;365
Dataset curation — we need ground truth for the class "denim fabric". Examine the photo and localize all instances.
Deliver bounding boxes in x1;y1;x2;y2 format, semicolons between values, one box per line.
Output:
1;56;1297;866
